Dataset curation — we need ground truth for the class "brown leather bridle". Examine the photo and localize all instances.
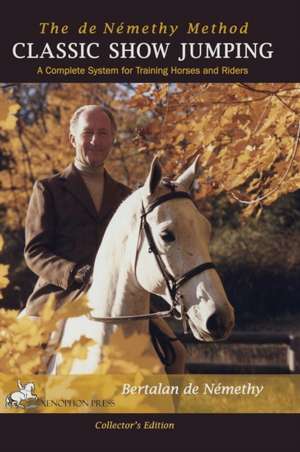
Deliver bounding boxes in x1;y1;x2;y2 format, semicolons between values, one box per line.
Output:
88;187;216;334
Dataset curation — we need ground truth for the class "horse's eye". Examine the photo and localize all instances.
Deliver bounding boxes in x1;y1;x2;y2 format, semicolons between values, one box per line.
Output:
161;230;175;242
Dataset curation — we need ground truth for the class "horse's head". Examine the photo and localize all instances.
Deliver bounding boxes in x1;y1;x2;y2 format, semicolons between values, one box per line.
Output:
24;383;35;394
135;157;234;341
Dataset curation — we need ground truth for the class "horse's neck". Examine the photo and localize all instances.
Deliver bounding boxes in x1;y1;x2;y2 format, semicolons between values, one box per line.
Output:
87;212;149;335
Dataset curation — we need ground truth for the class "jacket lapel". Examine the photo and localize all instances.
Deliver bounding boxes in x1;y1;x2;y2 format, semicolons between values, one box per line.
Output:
60;163;99;221
97;171;123;223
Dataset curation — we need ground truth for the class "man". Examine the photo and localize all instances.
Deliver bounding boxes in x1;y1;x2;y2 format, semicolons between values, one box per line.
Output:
23;105;186;373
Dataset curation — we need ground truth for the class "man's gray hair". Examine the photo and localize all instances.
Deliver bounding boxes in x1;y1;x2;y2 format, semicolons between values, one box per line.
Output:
69;105;117;135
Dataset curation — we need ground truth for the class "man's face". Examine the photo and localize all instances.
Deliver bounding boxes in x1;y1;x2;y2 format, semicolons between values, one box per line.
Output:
70;109;114;167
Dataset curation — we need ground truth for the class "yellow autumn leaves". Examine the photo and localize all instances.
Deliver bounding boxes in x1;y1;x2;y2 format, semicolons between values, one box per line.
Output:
1;83;300;228
0;236;9;300
0;299;162;375
0;235;161;377
56;327;163;376
0;294;90;374
129;83;300;217
0;289;163;376
97;328;163;375
0;91;19;130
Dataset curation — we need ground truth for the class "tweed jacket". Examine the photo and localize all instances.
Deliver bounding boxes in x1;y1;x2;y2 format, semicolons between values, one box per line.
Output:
24;163;131;316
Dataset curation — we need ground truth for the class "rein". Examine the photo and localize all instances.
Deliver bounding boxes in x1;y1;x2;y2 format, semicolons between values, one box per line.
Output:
88;188;215;333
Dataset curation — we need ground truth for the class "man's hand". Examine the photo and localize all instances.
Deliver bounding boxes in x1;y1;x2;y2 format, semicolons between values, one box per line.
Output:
72;264;92;287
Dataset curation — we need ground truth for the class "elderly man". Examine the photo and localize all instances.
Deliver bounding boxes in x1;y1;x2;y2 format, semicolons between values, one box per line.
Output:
23;105;186;373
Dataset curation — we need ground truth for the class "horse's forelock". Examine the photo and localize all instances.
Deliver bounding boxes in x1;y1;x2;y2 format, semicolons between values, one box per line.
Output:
161;177;178;191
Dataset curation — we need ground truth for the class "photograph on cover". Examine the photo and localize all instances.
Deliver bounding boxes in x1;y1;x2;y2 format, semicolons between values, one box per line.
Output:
0;82;299;384
1;0;300;447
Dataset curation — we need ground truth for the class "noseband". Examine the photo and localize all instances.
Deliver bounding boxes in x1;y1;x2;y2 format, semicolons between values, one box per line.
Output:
88;185;216;333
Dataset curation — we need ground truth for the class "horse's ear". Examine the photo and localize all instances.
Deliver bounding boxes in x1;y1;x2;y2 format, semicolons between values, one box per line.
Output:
175;155;201;191
144;157;162;195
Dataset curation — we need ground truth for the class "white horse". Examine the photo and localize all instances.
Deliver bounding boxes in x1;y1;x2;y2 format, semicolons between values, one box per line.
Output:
5;380;37;408
49;157;234;374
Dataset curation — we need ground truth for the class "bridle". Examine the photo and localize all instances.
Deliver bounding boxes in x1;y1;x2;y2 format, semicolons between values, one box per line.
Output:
88;182;216;333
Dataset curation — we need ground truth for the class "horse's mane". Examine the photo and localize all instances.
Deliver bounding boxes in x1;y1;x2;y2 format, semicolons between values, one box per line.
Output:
108;189;142;237
94;188;143;260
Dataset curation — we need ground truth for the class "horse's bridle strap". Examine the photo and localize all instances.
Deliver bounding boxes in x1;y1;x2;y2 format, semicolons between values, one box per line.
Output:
87;309;172;323
175;262;216;290
143;191;193;216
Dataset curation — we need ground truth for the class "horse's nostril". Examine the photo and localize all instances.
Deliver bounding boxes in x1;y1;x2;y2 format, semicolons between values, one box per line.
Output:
206;312;226;338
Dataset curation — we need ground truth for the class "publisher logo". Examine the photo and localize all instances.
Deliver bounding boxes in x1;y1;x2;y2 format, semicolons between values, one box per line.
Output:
5;379;39;409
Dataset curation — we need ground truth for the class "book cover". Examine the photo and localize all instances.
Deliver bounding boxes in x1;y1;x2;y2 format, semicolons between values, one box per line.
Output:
0;1;299;450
